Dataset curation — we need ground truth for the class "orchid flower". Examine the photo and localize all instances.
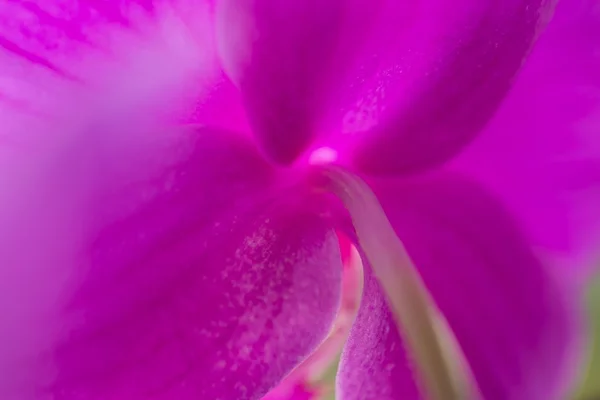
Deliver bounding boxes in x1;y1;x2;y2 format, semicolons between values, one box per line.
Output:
1;0;599;399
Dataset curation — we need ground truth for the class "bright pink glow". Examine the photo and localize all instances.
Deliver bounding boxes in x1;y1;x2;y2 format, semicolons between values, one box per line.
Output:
309;147;339;165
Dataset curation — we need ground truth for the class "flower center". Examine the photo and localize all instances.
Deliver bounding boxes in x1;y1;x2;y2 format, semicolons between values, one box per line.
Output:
311;165;480;400
308;146;339;165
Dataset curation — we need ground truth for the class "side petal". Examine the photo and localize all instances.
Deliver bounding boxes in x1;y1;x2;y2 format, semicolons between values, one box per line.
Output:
215;0;554;172
0;126;342;400
337;175;582;400
449;0;600;279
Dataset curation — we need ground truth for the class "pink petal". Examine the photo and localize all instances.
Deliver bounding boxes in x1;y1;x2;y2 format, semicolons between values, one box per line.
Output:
266;384;323;400
189;71;250;132
53;195;342;400
337;175;582;399
0;126;341;400
344;0;557;175
0;126;342;399
215;0;354;164
449;0;600;280
1;2;342;398
0;0;219;146
215;0;554;172
263;236;363;400
1;1;220;394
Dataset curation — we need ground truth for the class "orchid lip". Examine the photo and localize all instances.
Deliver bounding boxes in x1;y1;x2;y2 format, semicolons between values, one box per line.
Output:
311;164;481;400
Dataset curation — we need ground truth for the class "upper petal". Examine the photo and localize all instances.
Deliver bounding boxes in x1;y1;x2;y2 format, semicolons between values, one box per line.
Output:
0;125;342;399
337;175;582;399
345;0;554;175
215;0;553;172
449;0;600;279
215;0;356;164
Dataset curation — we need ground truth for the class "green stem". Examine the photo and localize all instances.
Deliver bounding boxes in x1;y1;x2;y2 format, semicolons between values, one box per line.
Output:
318;165;479;400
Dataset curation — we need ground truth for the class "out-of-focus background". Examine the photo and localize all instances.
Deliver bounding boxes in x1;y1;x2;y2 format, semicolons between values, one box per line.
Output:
575;276;600;400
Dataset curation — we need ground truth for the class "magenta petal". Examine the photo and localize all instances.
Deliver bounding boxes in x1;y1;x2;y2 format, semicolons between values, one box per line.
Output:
342;0;554;175
450;0;600;278
337;175;581;400
215;0;555;173
52;196;342;400
0;126;342;399
336;264;421;400
215;0;352;164
215;0;434;165
188;72;250;132
0;0;218;142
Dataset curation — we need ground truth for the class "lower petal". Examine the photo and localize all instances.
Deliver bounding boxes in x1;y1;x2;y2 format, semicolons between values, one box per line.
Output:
49;196;342;400
263;234;363;400
336;263;421;400
337;175;582;400
0;125;342;400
